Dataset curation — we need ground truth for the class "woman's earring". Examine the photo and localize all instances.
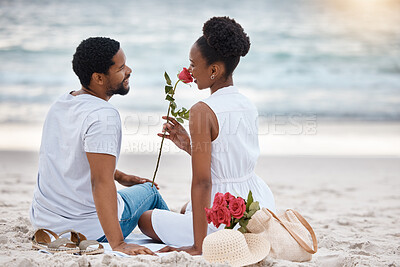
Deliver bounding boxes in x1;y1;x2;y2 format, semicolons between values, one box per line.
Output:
210;75;215;80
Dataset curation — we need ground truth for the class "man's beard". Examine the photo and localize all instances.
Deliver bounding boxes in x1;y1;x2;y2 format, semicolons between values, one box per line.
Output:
106;79;130;97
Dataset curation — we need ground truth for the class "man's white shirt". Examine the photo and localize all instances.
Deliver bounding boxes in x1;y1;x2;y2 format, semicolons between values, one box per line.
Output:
30;93;124;240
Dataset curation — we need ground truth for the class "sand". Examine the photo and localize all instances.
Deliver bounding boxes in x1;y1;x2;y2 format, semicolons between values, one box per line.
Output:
0;151;399;266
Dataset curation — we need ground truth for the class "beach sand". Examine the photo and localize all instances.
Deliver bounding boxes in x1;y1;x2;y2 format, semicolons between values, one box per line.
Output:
0;150;399;266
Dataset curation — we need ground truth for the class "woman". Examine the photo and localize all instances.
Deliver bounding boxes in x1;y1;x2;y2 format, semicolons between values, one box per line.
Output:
138;16;275;255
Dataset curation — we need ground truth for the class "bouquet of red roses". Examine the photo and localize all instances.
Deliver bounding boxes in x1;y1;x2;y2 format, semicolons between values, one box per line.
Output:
205;191;260;233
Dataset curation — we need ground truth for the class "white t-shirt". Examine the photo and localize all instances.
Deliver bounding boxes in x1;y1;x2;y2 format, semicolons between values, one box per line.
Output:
30;92;125;240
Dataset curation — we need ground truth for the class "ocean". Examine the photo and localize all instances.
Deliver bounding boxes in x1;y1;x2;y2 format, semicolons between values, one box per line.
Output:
0;0;400;125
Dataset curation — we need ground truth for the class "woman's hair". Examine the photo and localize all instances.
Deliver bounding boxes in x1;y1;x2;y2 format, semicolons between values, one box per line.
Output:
72;37;120;88
195;16;250;79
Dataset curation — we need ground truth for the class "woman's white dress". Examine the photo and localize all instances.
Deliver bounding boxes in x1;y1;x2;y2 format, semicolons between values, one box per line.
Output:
151;86;275;247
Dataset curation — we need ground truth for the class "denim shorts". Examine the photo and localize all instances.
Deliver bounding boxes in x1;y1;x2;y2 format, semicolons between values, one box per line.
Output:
97;182;168;242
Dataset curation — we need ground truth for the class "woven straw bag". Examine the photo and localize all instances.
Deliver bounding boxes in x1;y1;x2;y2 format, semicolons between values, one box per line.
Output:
247;208;318;262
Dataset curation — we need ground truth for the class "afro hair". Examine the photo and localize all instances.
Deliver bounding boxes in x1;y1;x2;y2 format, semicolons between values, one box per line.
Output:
195;16;250;78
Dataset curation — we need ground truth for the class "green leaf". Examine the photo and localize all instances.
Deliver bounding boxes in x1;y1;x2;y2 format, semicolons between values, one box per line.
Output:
165;85;173;94
165;95;175;102
246;191;254;211
176;118;184;123
164;72;172;85
238;227;246;233
170;101;177;110
239;218;249;228
247;209;257;218
171;109;177;117
183;110;190;119
249;201;260;212
238;219;249;233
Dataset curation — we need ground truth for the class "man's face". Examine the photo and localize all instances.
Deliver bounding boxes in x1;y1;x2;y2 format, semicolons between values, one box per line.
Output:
105;49;132;96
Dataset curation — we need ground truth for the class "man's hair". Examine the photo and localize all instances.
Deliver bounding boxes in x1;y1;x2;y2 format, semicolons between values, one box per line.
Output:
72;37;120;88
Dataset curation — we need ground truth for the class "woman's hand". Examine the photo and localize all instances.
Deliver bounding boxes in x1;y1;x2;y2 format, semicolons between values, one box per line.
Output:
157;245;202;256
114;170;159;189
158;116;191;155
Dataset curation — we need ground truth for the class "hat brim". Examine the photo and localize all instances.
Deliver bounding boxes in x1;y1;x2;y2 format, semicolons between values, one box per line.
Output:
230;232;271;267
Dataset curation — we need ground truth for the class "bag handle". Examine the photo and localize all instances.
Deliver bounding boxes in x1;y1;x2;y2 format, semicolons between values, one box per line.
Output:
266;208;318;254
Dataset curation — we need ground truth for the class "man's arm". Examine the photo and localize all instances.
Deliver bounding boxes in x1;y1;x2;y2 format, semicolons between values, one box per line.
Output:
86;152;155;255
114;169;159;189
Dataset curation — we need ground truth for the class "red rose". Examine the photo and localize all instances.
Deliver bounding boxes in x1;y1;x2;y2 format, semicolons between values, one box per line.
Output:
216;206;231;227
229;197;246;219
205;206;221;228
178;67;193;84
213;192;227;208
224;192;235;204
205;207;213;224
211;210;220;228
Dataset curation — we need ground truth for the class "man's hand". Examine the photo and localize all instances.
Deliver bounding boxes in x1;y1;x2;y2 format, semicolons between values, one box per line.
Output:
157;245;201;256
115;170;159;189
158;116;191;155
114;242;156;256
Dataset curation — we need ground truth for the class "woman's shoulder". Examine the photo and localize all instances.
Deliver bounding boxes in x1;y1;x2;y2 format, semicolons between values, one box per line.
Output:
189;101;218;138
190;101;214;115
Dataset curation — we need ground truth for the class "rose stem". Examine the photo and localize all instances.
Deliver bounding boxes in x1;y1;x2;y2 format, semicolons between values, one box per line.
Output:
151;80;180;187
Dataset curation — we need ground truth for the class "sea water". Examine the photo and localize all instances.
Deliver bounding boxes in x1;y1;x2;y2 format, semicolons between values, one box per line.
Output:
0;0;399;153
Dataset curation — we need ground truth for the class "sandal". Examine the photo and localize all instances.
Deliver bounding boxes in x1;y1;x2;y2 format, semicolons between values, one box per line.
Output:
31;229;80;254
59;229;104;255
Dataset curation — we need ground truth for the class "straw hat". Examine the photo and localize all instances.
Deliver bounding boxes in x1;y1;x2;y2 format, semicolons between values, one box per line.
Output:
202;229;271;267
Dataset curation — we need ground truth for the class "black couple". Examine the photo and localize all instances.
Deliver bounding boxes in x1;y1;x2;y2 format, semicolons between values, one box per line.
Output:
30;17;275;256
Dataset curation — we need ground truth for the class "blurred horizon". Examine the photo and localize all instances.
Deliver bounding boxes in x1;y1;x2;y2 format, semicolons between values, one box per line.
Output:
1;0;400;123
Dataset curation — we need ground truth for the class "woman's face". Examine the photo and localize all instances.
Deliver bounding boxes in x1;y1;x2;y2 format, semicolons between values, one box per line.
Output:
188;43;213;90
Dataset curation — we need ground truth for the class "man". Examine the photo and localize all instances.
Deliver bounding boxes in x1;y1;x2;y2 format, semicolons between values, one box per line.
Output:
30;37;168;255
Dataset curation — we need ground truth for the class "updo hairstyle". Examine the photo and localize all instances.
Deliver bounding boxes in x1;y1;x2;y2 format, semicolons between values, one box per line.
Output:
195;16;250;79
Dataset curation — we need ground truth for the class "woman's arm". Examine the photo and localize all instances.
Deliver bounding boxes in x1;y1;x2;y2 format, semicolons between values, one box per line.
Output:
190;102;214;253
157;102;218;255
